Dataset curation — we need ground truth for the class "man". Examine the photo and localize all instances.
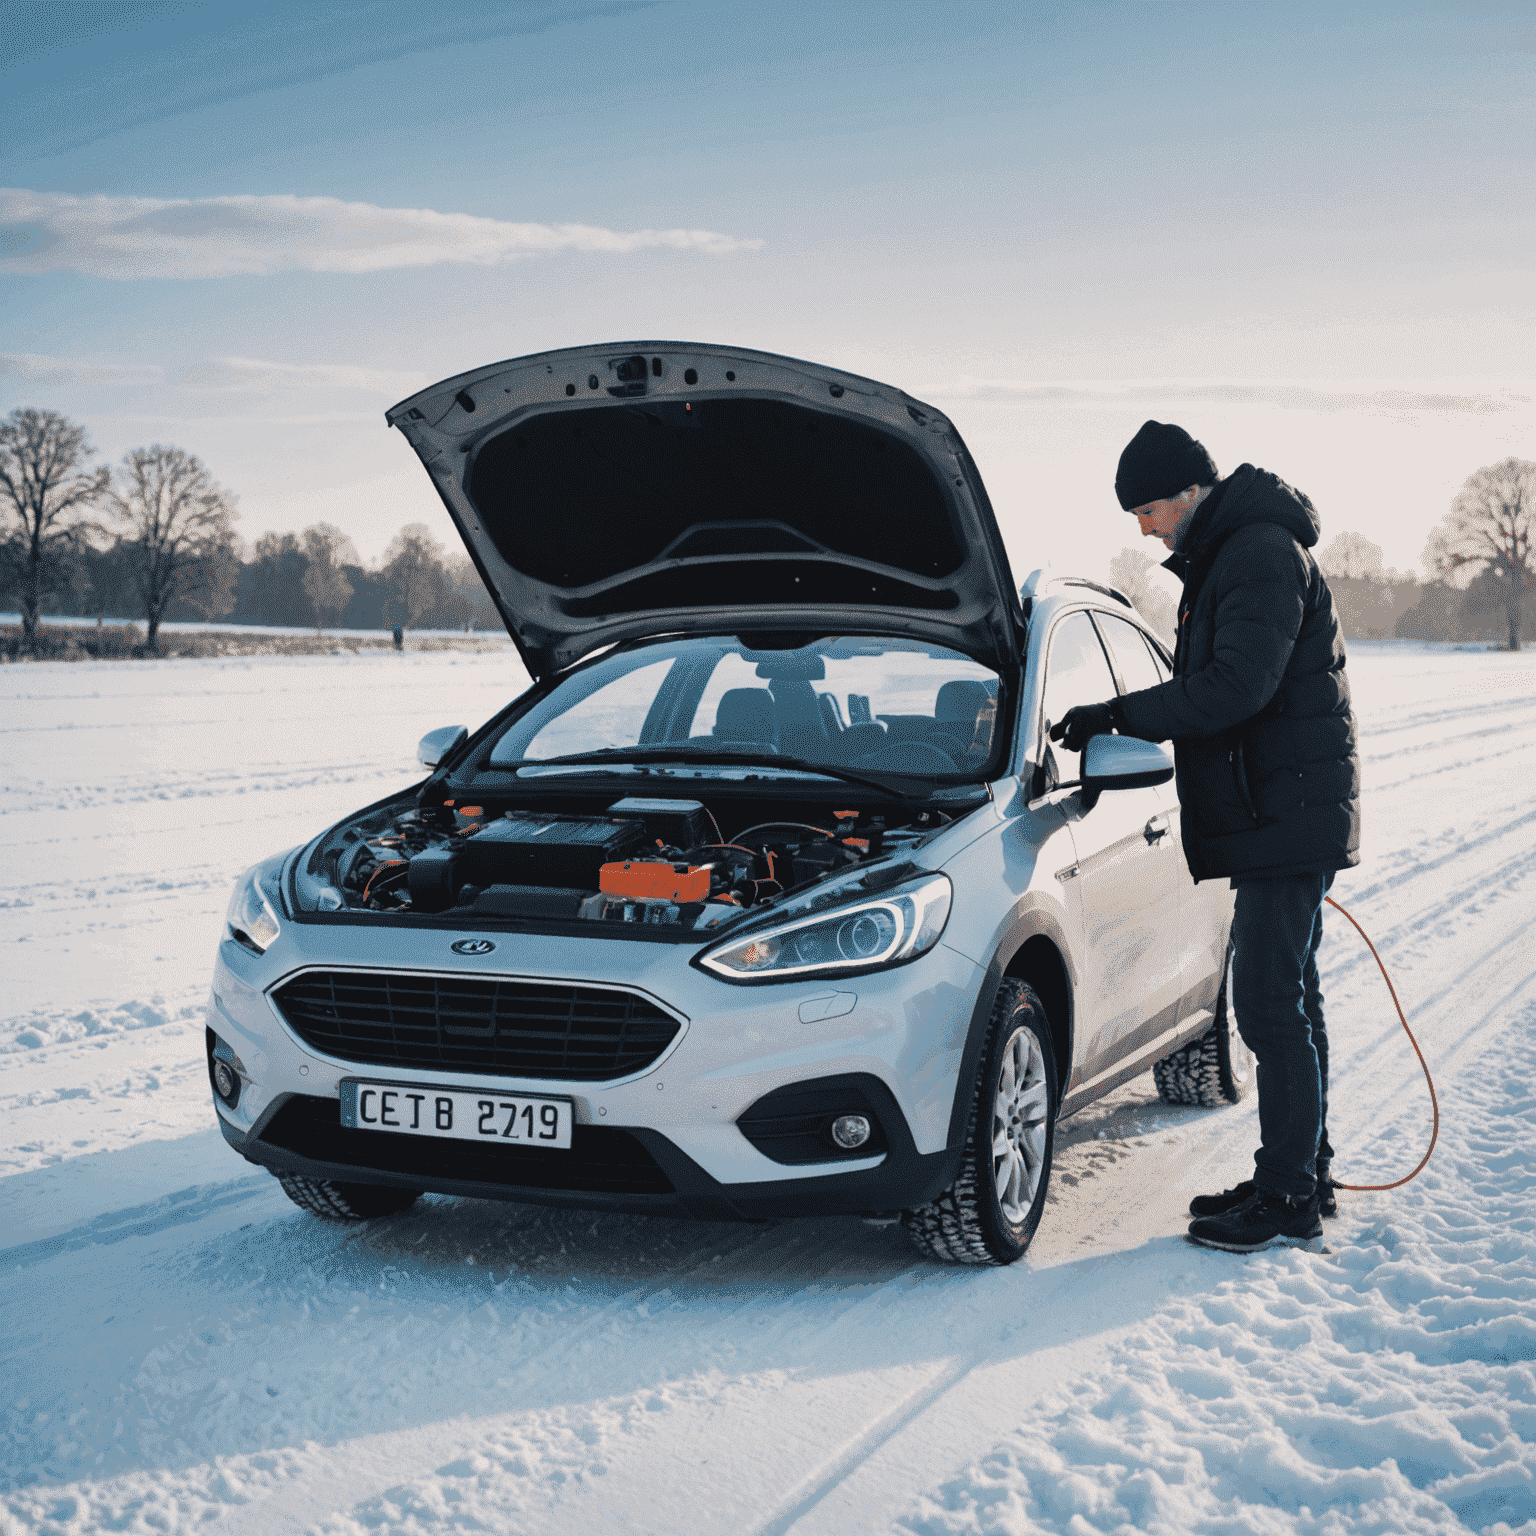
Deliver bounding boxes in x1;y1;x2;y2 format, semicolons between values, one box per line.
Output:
1051;420;1360;1254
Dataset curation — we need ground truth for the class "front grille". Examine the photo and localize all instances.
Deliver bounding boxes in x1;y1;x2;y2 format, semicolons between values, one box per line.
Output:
272;970;680;1081
259;1095;674;1194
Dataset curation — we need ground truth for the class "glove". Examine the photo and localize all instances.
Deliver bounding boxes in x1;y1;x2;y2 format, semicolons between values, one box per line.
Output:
1050;701;1118;756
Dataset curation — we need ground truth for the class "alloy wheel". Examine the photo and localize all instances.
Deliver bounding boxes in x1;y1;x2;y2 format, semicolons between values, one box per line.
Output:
992;1025;1051;1224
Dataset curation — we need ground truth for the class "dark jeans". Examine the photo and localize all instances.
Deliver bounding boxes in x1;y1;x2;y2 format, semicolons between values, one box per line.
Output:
1231;871;1335;1200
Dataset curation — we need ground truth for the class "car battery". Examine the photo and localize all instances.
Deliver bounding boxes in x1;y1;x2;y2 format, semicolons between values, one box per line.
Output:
599;860;714;903
605;797;714;852
458;813;649;891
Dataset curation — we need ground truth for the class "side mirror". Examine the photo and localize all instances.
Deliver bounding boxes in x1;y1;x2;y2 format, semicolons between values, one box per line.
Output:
1082;734;1173;805
417;724;468;769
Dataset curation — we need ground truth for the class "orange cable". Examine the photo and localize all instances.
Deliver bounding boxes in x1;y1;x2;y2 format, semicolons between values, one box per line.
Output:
362;859;408;904
704;843;762;861
1324;895;1439;1191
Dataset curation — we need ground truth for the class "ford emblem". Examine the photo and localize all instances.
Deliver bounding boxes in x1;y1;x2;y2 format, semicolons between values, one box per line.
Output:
451;939;496;956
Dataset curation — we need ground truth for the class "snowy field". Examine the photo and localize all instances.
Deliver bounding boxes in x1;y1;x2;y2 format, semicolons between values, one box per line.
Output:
0;616;505;641
2;641;1534;1535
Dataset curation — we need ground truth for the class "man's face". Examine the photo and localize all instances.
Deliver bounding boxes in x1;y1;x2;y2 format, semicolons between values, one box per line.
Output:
1130;486;1199;549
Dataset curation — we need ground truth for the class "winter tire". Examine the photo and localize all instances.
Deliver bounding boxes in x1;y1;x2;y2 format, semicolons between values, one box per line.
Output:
275;1173;421;1220
903;978;1058;1266
1152;945;1251;1107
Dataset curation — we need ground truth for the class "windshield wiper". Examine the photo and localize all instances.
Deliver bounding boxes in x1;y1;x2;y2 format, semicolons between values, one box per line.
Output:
497;747;937;801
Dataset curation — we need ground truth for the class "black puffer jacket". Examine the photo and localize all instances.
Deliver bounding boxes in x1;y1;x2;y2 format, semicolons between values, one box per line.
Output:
1116;464;1361;883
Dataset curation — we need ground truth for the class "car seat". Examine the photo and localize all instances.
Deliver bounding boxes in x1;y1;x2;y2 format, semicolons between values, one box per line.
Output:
933;679;993;762
713;687;776;745
768;678;831;758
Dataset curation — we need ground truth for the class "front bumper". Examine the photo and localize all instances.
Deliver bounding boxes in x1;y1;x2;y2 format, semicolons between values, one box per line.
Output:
208;918;985;1219
218;1083;959;1220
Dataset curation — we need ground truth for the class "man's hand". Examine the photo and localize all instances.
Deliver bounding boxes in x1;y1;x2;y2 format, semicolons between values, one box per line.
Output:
1050;702;1118;755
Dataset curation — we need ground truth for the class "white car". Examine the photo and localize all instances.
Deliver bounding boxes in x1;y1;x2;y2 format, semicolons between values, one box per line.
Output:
209;343;1241;1265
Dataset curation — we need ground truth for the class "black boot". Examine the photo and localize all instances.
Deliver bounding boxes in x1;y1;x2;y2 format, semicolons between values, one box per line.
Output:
1191;1158;1337;1220
1189;1179;1256;1218
1316;1158;1338;1219
1188;1188;1323;1253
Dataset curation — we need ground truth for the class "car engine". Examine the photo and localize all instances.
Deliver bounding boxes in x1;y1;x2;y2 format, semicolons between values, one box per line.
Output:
303;794;945;932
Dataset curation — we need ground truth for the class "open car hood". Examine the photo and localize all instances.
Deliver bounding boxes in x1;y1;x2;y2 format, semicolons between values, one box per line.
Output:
387;342;1022;679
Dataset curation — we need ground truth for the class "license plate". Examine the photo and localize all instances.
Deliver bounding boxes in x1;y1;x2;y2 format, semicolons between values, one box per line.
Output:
338;1080;573;1149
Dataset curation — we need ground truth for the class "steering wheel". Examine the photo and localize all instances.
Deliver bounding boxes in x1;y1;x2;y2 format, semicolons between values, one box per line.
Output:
855;741;959;773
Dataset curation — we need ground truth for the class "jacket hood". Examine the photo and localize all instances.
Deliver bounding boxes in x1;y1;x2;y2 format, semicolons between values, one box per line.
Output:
1188;463;1321;557
386;342;1022;680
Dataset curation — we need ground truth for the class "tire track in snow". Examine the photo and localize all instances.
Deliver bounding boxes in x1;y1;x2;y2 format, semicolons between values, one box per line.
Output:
1341;801;1536;909
0;1176;272;1267
1355;687;1536;739
0;1214;919;1531
751;1355;978;1536
1366;733;1536;795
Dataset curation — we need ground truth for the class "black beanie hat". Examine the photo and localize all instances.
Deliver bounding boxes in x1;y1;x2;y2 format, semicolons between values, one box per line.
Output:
1115;421;1218;510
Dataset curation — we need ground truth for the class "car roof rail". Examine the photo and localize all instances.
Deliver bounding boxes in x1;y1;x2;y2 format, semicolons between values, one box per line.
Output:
1018;571;1134;610
1056;578;1134;609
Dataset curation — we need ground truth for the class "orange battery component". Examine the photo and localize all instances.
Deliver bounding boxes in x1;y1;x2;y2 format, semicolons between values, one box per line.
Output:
599;860;713;902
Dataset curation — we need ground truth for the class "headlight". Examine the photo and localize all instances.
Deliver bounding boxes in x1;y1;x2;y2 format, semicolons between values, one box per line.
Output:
225;859;284;955
697;871;951;983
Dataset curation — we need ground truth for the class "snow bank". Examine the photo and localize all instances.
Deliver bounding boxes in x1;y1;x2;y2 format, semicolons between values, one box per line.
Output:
1;999;201;1057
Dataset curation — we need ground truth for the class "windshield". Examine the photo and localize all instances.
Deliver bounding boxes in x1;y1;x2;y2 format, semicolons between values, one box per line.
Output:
489;635;1001;781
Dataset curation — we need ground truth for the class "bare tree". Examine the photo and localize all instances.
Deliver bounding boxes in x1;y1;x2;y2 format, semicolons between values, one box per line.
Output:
250;531;307;623
1423;458;1536;651
1108;547;1177;647
381;522;448;630
301;523;357;632
180;532;245;624
443;553;501;631
0;408;108;650
104;445;239;648
1318;531;1386;583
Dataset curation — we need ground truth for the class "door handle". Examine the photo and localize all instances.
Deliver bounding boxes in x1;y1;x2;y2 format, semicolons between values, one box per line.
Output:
1144;814;1169;843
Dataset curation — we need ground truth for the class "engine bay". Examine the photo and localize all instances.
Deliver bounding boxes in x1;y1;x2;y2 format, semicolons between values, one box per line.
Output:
300;793;952;934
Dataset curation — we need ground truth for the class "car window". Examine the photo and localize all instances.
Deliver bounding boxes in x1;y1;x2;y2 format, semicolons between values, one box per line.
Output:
491;635;1003;781
1095;612;1165;695
1143;631;1172;682
492;657;679;763
1039;611;1117;787
686;652;763;736
688;649;997;754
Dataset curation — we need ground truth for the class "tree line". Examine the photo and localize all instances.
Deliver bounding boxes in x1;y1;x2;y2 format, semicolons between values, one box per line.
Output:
1109;459;1536;652
4;406;1532;653
0;407;499;651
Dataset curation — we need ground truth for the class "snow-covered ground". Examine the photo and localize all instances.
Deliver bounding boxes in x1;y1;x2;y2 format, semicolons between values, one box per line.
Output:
0;615;506;640
2;642;1533;1535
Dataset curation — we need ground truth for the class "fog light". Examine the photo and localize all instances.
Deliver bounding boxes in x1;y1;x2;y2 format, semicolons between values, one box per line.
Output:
830;1113;871;1150
211;1058;239;1106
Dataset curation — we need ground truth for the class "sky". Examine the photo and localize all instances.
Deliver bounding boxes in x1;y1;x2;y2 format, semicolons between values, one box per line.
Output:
2;0;1533;595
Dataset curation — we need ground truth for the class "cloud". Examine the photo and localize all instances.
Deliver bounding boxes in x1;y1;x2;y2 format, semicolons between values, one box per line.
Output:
0;189;763;280
177;357;428;395
932;379;1523;419
0;352;162;386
